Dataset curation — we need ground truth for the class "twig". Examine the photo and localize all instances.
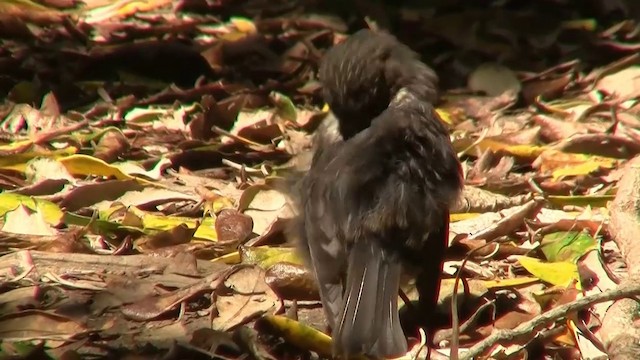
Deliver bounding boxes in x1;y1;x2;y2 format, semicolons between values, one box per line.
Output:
432;300;496;344
460;280;640;360
222;159;264;174
211;125;269;150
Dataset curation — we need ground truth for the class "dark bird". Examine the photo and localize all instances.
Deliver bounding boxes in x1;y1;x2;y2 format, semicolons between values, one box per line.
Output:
292;29;463;358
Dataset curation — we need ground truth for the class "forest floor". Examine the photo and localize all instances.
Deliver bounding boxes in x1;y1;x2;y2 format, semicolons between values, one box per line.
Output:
1;0;640;359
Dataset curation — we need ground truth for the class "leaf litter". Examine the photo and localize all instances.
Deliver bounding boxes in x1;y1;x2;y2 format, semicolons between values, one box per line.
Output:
2;0;640;359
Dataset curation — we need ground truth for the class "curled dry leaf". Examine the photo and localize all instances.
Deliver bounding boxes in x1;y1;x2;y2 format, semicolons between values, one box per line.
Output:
522;71;573;104
136;222;199;251
93;129;131;163
264;262;319;301
215;209;254;245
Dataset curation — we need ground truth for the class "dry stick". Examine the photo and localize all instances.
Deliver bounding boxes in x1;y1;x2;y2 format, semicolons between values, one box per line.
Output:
459;280;640;360
210;125;268;149
433;300;496;345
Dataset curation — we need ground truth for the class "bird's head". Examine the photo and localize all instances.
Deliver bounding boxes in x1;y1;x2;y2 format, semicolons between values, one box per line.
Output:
318;29;439;139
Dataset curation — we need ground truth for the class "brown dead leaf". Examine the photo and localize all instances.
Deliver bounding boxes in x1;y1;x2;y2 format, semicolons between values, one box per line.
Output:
215;209;253;245
596;65;640;100
59;179;145;211
264;262;319;301
121;264;235;321
136;222;199;251
239;185;288;236
93;130;130;163
520;60;577;103
554;134;640;159
0;1;65;25
212;265;278;331
0;310;87;341
454;238;529;259
36;229;95;254
456;199;543;242
232;110;282;145
533;114;588;142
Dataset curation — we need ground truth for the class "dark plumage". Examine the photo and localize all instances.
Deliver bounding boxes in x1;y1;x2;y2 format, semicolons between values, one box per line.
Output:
318;29;439;139
293;29;463;358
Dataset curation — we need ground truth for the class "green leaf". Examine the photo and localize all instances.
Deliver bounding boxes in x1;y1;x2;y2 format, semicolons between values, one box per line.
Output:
271;91;297;122
540;231;598;263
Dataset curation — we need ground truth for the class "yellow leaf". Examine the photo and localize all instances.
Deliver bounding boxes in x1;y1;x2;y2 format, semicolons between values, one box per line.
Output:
58;155;159;187
555;321;577;346
212;251;241;264
477;139;546;159
0;147;77;172
240;246;303;268
547;195;614;207
230;16;257;34
450;212;481;222
260;315;333;358
205;196;235;215
518;256;581;289
59;154;133;180
482;277;540;289
549;154;619;180
0;193;63;226
435;108;453;125
561;19;596;31
100;206;218;241
0;139;33;152
536;149;618;178
139;211;218;241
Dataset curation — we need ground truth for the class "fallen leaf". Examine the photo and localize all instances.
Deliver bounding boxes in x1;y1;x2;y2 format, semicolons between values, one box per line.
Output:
518;256;580;288
596;65;640;100
212;266;278;331
468;63;522;97
540;231;598;263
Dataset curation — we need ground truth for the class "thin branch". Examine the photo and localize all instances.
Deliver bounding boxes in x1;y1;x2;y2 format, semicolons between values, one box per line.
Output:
459;281;640;360
433;300;496;345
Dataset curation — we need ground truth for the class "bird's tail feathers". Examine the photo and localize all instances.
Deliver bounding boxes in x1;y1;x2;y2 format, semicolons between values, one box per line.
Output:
333;239;407;358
